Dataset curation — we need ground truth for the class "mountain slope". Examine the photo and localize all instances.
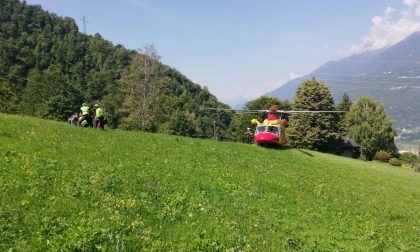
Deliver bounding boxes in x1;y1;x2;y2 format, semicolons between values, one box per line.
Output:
0;0;232;136
267;32;420;133
1;114;419;250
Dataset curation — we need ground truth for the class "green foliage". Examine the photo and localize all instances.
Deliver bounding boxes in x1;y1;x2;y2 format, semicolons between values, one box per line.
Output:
388;158;402;166
245;96;291;111
20;66;82;119
375;150;391;162
169;110;196;136
346;96;396;161
287;78;340;149
337;93;352;136
118;53;160;131
337;93;352;112
0;0;232;136
400;152;419;165
1;114;420;250
0;81;17;113
0;0;132;119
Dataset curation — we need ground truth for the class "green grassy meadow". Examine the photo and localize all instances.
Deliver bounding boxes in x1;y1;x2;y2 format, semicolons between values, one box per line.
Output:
1;114;419;251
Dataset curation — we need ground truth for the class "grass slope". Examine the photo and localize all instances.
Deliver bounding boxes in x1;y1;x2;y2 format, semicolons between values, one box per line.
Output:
1;114;419;251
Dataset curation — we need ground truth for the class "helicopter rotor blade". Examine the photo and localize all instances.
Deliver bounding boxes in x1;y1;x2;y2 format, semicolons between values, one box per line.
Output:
206;108;345;114
206;108;269;113
279;110;346;114
235;111;268;115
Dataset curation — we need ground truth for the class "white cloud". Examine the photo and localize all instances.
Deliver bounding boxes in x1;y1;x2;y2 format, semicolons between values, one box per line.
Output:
403;0;419;8
350;2;420;54
402;0;420;16
385;6;396;16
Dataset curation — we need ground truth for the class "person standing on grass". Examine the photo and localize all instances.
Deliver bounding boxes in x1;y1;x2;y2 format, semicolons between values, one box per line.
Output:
79;103;91;127
244;127;253;144
93;103;105;129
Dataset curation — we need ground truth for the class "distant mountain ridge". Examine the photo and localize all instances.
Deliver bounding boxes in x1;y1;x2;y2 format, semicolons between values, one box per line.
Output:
266;31;420;137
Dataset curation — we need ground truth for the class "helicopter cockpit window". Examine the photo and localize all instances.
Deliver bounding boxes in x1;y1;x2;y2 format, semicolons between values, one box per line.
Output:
267;126;279;135
256;126;266;133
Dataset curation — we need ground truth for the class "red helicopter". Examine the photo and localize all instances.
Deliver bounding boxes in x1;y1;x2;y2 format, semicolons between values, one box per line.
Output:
209;105;344;146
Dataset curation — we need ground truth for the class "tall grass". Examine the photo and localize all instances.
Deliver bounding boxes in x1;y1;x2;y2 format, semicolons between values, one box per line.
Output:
1;114;419;250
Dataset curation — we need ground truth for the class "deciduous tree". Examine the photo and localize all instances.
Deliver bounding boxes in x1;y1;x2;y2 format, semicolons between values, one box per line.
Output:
118;45;161;131
287;78;339;149
346;96;396;160
169;110;196;136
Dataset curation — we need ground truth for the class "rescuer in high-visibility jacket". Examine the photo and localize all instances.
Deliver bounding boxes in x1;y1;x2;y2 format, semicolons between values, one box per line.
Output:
79;103;91;127
93;103;105;129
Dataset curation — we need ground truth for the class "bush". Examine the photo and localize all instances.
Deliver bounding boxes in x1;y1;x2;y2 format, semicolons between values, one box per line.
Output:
389;158;402;166
400;152;418;164
375;150;391;162
412;163;420;172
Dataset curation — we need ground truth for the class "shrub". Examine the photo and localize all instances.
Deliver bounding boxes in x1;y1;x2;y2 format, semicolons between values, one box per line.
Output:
389;158;402;166
400;152;418;164
375;150;391;162
412;163;420;172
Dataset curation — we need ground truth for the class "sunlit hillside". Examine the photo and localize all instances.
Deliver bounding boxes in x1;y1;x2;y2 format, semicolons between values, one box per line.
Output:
1;114;419;251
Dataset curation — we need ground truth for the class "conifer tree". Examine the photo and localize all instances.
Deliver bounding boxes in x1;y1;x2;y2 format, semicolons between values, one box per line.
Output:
337;93;352;136
287;78;339;149
337;93;352;112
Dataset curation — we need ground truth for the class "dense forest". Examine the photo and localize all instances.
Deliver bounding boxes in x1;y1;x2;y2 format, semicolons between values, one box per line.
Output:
0;0;233;138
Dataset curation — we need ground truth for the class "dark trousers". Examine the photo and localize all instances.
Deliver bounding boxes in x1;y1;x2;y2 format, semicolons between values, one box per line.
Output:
94;116;105;129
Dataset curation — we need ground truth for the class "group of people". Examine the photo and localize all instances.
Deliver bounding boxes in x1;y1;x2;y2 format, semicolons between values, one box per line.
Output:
68;103;106;129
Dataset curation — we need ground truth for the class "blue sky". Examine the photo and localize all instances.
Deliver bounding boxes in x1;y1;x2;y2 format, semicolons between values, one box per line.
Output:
25;0;420;106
